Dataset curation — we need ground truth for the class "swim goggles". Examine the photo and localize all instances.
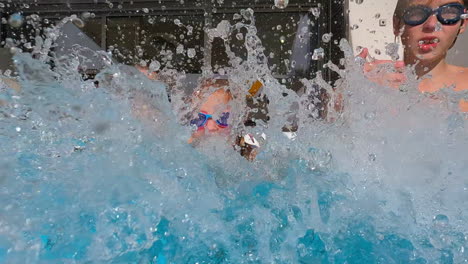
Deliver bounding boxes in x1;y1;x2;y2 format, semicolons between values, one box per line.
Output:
403;3;468;26
190;111;230;129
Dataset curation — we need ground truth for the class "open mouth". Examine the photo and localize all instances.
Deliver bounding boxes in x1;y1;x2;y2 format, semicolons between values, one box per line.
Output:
418;37;440;52
418;38;440;45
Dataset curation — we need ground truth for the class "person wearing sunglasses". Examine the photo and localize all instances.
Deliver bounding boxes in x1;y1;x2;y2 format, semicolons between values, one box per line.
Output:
358;0;468;112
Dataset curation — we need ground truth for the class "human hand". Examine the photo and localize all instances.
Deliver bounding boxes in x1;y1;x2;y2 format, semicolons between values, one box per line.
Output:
1;77;21;92
357;48;406;89
235;134;259;161
188;129;204;144
135;65;158;80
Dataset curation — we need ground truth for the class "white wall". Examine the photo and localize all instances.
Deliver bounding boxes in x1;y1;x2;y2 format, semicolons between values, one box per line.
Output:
348;0;468;67
348;0;400;59
447;31;468;67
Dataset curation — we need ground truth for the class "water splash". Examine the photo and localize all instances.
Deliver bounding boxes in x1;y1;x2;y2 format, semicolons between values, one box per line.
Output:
274;0;289;9
8;13;24;28
1;10;468;264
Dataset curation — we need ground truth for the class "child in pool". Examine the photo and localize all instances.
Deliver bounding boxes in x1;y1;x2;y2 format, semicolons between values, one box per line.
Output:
188;79;232;144
359;0;468;112
187;78;260;161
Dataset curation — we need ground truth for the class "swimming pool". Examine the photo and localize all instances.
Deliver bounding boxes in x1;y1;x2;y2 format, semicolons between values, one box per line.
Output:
1;8;468;264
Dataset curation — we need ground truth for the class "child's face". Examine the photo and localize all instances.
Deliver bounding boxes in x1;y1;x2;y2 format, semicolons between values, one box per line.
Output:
198;89;231;133
188;88;232;144
397;0;466;64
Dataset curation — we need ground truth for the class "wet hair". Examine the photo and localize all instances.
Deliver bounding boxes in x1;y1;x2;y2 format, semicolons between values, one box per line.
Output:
394;0;407;19
181;78;232;124
190;78;232;102
395;0;468;19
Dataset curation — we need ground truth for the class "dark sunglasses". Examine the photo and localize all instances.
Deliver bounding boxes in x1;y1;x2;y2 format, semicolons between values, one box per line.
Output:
403;3;468;26
190;112;230;129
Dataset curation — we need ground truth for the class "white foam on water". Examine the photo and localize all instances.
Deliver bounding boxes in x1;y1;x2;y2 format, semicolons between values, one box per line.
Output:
1;10;468;263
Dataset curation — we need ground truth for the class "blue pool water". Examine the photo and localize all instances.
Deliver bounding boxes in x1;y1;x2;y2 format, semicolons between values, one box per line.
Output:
1;41;468;264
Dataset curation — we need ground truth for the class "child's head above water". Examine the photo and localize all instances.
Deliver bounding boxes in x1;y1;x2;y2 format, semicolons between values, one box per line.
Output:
190;79;232;133
187;78;260;161
188;78;233;145
394;0;468;17
393;0;468;66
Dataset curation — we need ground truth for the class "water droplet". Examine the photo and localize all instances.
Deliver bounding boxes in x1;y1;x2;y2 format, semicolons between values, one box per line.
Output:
8;13;24;28
385;43;400;61
16;127;21;132
236;33;244;40
279;36;286;43
81;12;91;19
142;8;149;13
176;44;184;54
365;111;376;120
72;17;85;28
186;25;193;35
312;48;325;60
149;60;161;72
274;0;289;9
351;24;359;30
233;13;242;20
375;13;381;19
240;8;254;21
29;14;40;21
310;7;320;18
433;214;449;228
355;0;364;4
9;47;20;54
322;33;332;43
187;48;196;58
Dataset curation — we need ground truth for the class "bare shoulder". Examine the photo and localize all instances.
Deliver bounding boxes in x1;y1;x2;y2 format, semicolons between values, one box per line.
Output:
1;77;21;91
450;65;468;91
